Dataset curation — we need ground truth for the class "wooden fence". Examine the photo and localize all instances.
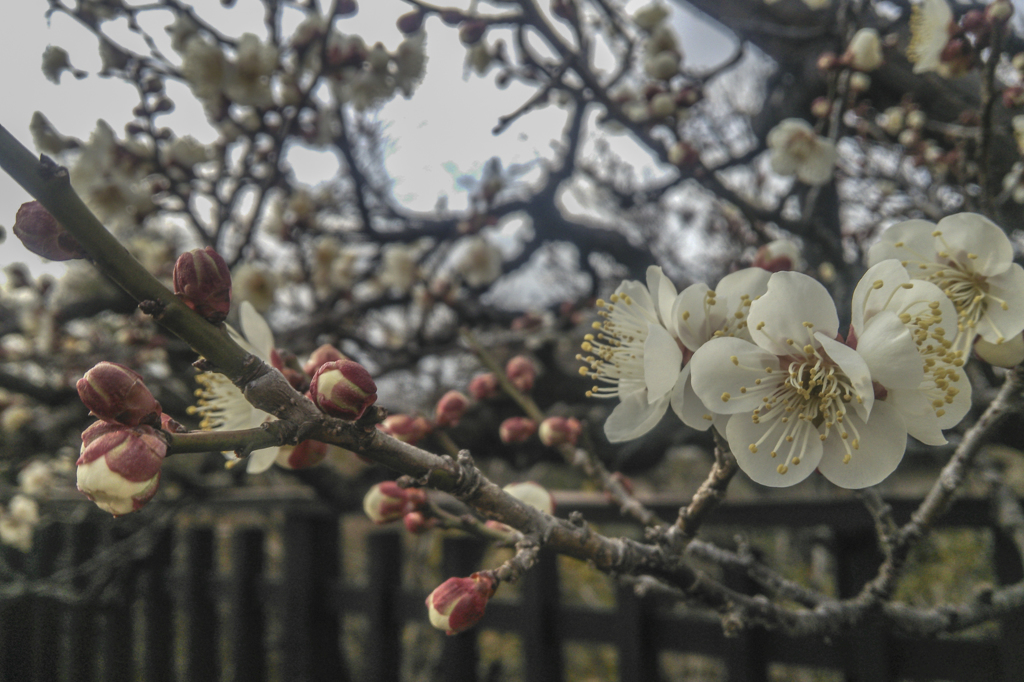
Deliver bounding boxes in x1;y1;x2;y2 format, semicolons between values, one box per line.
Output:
0;492;1022;682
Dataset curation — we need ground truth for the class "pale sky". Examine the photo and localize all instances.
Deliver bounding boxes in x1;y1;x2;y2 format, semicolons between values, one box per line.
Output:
0;0;734;280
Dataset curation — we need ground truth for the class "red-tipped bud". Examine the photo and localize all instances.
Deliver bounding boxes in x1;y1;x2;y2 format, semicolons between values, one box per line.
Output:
426;572;497;635
77;362;162;426
363;481;427;523
467;372;499;400
435;390;470;428
12;201;87;261
160;413;186;433
502;481;555;514
753;239;802;272
397;10;424;34
504;355;536;392
77;423;166;515
309;359;377;420
459;19;487;45
275;439;329;470
499;417;536;444
173;247;232;323
302;344;347;377
403;511;436;534
538;416;582;447
379;414;432;444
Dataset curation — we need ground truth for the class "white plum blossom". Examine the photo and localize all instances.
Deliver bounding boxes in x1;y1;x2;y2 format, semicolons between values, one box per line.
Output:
767;119;838;186
455;236;503;288
231;262;279;313
907;0;957;76
579;267;770;442
867;213;1024;356
690;272;905;489
849;259;970;455
189;302;281;473
224;34;278;107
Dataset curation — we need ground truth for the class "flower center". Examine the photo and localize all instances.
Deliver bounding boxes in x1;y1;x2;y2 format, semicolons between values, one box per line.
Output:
578;292;668;398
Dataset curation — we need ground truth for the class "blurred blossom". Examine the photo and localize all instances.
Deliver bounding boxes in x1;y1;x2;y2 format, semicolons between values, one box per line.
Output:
232;262;279;313
18;461;55;498
767;119;837;186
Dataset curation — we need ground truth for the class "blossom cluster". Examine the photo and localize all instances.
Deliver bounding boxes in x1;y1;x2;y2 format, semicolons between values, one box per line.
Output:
583;213;1022;489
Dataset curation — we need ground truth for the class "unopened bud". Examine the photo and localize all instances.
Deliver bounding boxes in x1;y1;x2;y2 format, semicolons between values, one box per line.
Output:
13;201;87;261
173;247;232;323
843;28;883;72
336;0;358;16
467;372;499;400
379;414;432;444
363;481;427;523
426;572;497;635
753;240;802;272
848;72;871;93
440;9;467;25
810;97;831;119
459;19;488;45
302;344;347;377
397;11;424;34
538;416;582;447
505;356;536;392
816;51;838;71
309;359;377;420
986;0;1013;24
77;423;166;515
503;481;555;514
499;417;537;444
77;362;162;426
275;439;329;469
403;511;436;534
435;390;470;428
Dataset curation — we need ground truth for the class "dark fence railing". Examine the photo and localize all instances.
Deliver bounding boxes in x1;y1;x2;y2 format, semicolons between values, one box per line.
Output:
0;492;1021;682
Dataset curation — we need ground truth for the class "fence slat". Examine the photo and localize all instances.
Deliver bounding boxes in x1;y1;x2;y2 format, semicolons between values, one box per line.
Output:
365;532;402;682
63;520;98;682
282;512;347;682
616;583;659;682
0;548;31;682
230;528;266;682
30;522;61;682
521;548;563;682
834;530;888;682
142;526;174;682
439;536;485;682
101;524;135;682
994;526;1024;682
184;527;219;682
721;563;768;682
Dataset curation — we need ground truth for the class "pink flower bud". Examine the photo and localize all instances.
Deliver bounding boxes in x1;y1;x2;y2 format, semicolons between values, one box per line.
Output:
403;511;436;534
12;201;87;261
502;481;555;514
435;390;470;428
396;11;424;34
302;344;347;377
426;572;497;635
504;356;536;392
77;423;166;515
77;362;162;426
363;481;427;523
379;414;432;444
753;239;802;273
309;359;377;420
459;19;487;45
538;416;581;447
499;417;536;444
173;247;232;323
275;439;329;470
467;372;499;400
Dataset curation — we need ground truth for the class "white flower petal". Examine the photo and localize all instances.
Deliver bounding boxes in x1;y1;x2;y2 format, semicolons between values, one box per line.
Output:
818;401;906;489
670;364;713;431
936;213;1013;278
643;322;683;403
240;300;274;359
689;337;781;414
748;272;839;356
975;334;1024;368
976;264;1024;342
617;280;658;325
246;447;280;474
854;311;926;390
815;333;874;421
672;282;713;350
867;219;937;269
850;259;909;334
886;389;946;445
603;391;669;442
726;413;822;487
646;266;678;326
